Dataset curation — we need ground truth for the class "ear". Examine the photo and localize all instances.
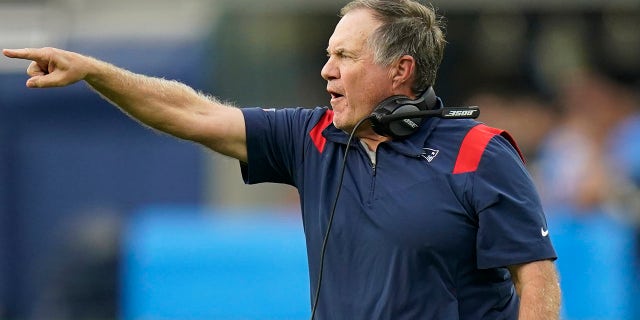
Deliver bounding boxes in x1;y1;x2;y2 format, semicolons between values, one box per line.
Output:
391;55;416;90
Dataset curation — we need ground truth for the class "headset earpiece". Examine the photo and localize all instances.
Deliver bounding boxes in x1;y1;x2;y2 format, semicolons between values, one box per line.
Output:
370;86;437;139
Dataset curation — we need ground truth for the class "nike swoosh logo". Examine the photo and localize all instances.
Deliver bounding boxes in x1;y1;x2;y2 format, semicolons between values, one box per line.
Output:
541;227;549;237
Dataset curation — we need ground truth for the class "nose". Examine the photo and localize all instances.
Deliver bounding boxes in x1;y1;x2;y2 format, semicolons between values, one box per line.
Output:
321;56;339;81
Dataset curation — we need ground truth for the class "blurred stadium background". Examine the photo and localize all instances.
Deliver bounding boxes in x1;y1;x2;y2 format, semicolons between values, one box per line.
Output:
0;0;639;319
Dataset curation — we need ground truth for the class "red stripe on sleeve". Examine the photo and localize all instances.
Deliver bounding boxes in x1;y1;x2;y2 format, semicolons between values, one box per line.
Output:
309;110;334;153
453;124;525;174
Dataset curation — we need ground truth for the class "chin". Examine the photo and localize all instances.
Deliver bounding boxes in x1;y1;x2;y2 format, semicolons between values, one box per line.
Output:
332;119;346;131
331;117;350;132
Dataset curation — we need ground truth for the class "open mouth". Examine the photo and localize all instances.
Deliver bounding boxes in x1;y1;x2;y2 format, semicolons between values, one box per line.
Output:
328;90;344;101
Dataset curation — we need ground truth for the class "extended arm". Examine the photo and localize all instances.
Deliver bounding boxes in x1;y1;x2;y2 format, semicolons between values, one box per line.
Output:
508;259;561;320
2;47;248;162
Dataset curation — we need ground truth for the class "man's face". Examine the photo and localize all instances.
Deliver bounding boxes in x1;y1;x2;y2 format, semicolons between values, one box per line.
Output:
321;9;395;134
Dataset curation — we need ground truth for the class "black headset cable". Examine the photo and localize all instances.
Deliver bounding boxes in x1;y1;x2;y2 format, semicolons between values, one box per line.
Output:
309;116;370;320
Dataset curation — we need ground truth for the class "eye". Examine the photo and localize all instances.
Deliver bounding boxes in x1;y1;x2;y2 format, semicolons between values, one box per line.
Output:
326;49;348;60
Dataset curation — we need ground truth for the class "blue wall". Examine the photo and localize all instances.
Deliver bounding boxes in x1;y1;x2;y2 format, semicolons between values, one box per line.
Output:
121;207;310;320
548;210;640;320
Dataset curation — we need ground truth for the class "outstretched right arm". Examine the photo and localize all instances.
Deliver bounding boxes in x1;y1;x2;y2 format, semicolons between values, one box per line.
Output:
2;47;248;162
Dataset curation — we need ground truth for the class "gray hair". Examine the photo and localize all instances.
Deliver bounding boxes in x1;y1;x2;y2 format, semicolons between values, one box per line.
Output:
340;0;446;93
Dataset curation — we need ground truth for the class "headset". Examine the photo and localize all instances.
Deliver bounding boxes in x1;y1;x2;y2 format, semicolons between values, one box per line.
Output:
369;86;480;139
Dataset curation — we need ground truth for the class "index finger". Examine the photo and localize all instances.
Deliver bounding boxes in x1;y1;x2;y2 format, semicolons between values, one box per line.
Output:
2;48;41;61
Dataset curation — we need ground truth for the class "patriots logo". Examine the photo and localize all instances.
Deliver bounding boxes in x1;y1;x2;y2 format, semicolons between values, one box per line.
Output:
421;148;439;163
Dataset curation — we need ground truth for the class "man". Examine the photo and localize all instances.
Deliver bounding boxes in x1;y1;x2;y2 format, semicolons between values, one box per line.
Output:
3;0;560;318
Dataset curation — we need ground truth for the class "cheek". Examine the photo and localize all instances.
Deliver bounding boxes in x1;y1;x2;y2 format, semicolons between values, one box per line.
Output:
350;83;387;113
343;66;391;114
359;72;393;104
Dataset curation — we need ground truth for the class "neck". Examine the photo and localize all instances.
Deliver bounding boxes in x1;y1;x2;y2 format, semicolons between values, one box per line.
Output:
358;129;390;152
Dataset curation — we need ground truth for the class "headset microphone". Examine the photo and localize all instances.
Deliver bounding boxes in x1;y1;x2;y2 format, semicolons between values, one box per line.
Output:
369;87;480;139
371;106;480;125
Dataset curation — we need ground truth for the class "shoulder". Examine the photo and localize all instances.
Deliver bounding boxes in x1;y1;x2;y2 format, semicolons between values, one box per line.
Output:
241;106;331;135
430;120;524;174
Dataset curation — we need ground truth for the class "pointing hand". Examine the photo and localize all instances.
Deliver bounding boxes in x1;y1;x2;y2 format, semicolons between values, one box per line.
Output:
2;47;89;88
